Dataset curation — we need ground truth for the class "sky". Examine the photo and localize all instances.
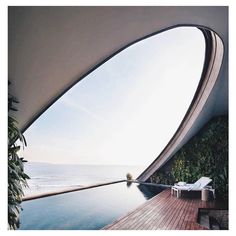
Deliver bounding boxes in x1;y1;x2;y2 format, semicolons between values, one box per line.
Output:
22;27;205;167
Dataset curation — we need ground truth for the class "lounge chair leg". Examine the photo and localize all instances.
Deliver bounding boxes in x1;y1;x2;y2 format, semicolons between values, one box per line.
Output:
177;190;181;198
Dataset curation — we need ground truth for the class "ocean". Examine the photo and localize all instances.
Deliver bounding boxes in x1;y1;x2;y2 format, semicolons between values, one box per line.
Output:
23;162;146;197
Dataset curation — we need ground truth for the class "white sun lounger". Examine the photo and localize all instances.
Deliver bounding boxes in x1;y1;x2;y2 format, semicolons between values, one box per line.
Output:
171;177;212;198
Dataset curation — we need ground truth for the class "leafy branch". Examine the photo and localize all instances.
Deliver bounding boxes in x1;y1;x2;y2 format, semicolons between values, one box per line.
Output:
8;82;30;229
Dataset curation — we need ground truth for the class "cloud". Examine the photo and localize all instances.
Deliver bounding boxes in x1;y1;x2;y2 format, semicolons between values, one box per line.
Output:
60;96;105;123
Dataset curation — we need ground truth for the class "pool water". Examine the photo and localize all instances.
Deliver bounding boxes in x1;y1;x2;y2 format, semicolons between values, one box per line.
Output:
19;182;163;230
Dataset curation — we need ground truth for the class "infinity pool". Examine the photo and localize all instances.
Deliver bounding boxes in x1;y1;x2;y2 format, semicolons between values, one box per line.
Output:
19;182;163;230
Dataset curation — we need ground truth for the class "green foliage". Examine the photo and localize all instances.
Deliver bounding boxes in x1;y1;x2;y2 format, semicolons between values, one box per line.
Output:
126;173;133;181
8;87;29;230
149;116;228;199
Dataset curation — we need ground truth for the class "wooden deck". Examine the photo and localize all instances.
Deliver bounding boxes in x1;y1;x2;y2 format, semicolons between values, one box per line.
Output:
103;188;221;230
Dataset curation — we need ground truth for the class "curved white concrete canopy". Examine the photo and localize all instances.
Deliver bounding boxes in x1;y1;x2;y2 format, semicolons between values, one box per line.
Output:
138;31;226;181
8;6;228;179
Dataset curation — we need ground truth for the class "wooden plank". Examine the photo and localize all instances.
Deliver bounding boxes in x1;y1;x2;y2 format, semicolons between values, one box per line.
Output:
168;198;190;230
103;188;219;230
104;189;169;229
119;191;170;229
162;195;185;229
137;191;174;229
151;195;180;229
104;189;171;230
174;198;192;229
180;199;195;229
185;199;198;230
136;194;174;229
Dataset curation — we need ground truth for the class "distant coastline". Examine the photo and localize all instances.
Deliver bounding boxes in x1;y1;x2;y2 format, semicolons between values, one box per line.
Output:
24;162;145;197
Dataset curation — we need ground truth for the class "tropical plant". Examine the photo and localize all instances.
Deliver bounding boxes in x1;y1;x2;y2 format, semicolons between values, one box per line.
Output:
126;173;133;181
8;85;29;229
149;116;228;200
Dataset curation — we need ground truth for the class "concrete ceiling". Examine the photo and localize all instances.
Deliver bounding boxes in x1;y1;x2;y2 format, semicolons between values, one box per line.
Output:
8;7;228;178
9;6;228;132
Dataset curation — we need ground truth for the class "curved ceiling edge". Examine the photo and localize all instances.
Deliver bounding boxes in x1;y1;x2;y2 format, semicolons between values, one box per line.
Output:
20;24;214;133
137;30;224;181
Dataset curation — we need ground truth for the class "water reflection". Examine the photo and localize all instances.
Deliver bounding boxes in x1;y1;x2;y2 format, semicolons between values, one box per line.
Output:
126;181;132;188
19;182;162;230
137;184;164;200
